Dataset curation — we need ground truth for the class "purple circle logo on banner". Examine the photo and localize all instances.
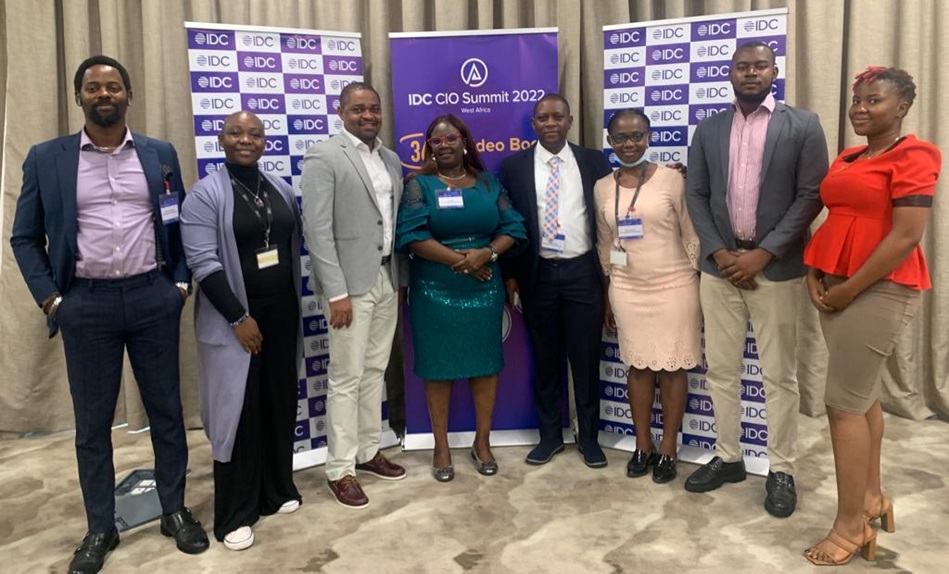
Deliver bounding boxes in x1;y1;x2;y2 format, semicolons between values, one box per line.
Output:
460;58;488;87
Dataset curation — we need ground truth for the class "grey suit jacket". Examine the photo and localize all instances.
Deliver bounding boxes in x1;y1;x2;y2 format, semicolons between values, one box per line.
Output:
300;132;404;299
685;102;828;281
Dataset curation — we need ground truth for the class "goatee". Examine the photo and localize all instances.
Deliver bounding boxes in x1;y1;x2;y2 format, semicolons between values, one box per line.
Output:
734;86;771;106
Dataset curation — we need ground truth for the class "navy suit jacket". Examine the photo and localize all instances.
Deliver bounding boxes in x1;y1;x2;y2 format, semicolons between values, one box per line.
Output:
10;131;190;337
499;142;613;299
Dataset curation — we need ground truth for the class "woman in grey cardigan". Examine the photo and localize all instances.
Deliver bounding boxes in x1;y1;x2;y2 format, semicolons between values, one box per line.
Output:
180;111;303;551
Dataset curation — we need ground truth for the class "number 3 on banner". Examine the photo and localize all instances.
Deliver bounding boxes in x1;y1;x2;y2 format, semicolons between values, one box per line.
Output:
410;139;423;163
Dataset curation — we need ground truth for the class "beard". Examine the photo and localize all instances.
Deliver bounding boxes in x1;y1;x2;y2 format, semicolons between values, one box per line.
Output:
734;84;772;106
88;102;123;127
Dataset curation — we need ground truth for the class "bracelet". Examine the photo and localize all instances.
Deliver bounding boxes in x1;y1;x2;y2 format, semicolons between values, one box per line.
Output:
48;295;64;319
486;245;499;262
230;313;249;327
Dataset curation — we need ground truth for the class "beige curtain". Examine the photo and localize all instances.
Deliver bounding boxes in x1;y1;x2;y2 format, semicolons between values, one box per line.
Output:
1;0;946;435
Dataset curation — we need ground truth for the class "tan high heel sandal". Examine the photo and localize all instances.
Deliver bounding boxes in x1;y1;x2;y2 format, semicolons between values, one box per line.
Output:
804;523;877;566
865;497;895;533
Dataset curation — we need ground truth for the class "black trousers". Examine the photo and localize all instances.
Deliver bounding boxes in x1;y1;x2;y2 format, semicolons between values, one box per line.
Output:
58;270;188;533
521;252;604;447
213;290;301;540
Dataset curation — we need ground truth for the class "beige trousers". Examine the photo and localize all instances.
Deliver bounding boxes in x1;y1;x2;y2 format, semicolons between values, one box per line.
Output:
699;272;801;475
324;268;398;481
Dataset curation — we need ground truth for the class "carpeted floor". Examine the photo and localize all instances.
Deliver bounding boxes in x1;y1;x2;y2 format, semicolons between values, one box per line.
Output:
1;413;946;573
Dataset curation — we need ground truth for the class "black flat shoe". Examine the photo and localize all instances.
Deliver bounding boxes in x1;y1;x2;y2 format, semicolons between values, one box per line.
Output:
684;456;746;492
626;449;656;478
160;507;210;555
470;448;498;476
652;454;677;484
68;528;119;574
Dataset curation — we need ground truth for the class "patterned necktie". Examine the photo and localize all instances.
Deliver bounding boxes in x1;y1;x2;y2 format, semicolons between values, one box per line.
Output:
543;156;562;241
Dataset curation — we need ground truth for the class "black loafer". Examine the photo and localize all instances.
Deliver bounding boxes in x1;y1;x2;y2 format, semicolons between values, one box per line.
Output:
578;442;608;468
160;507;210;555
525;441;565;465
684;456;746;492
652;454;678;484
68;527;119;574
626;449;656;478
765;471;797;518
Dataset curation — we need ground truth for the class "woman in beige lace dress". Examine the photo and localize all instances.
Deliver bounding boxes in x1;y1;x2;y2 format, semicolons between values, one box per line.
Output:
595;109;701;484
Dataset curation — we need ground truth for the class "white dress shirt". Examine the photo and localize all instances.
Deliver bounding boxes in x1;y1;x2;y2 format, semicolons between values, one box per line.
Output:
534;143;590;259
342;128;394;257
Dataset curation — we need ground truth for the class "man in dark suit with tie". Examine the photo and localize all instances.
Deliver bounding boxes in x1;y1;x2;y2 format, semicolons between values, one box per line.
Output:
10;55;208;574
500;94;613;468
684;42;828;517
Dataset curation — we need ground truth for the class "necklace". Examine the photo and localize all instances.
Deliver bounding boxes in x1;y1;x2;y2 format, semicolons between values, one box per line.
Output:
231;173;264;208
862;135;903;159
437;169;467;181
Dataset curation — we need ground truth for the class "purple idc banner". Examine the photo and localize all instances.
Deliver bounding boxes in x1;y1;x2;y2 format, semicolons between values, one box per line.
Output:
390;29;558;446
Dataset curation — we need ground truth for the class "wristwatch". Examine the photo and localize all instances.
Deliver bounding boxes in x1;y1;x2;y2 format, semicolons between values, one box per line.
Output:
486;245;499;262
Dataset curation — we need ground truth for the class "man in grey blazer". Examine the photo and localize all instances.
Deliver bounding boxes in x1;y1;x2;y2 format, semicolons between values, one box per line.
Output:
684;42;828;518
301;82;406;509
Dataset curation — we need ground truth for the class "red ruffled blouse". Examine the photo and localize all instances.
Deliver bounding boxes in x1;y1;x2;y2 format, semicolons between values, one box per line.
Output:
804;135;941;290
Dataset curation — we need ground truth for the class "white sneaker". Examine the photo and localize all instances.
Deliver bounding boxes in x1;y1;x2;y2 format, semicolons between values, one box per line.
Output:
277;499;300;514
223;526;254;551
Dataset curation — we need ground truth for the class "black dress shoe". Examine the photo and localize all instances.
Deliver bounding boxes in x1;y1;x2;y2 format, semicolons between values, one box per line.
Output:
684;456;746;492
525;441;565;465
626;449;656;478
160;507;210;555
68;527;119;574
652;454;677;484
578;442;608;468
765;471;797;518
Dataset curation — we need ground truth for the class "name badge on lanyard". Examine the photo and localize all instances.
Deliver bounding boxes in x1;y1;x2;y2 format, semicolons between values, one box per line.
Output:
256;246;279;269
613;163;649;242
159;191;180;224
541;232;566;253
436;188;464;209
618;217;644;239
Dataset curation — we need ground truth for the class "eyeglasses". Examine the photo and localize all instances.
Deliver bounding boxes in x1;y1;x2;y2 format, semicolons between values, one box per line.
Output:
609;132;647;145
427;134;463;147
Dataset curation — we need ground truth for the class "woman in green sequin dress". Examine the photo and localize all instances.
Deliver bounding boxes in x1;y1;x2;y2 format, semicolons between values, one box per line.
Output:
396;114;526;481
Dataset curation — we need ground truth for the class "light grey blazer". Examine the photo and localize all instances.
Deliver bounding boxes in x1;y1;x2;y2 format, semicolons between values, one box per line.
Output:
180;168;302;462
685;102;829;281
300;132;404;298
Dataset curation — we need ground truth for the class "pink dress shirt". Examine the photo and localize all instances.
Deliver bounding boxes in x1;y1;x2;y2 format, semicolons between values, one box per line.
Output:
726;93;775;242
75;128;157;279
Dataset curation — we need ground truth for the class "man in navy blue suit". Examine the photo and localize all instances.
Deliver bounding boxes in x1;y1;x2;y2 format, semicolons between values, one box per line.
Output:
499;94;613;468
10;55;208;574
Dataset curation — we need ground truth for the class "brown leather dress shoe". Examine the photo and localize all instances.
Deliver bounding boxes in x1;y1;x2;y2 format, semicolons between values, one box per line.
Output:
355;451;407;481
328;475;369;508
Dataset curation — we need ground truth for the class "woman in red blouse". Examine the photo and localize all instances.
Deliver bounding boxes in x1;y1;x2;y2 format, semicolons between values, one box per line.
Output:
803;67;941;566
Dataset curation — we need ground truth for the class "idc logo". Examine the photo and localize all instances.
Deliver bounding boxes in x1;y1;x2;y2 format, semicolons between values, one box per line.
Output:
688;418;717;433
647;43;689;65
741;423;769;446
695;42;733;59
691;62;731;83
328;97;341;112
687;396;714;416
193;53;233;69
242;94;285;114
329;78;354;93
649;126;687;145
741;404;767;421
460;58;488;88
693;84;732;101
685;435;714;449
744;338;759;359
288;116;328;135
690;104;730;124
607;48;644;68
303;316;329;337
201;140;224;154
197;95;239;112
189;30;233;50
239;33;277;49
260;118;283;132
650;25;689;44
286;56;321;72
308;397;326;417
306;356;330;378
693;20;735;40
607;69;642;87
308;377;327;395
283;35;321;53
741;362;763;379
606;88;643;106
285;74;323;94
263;136;289;155
645;85;688;106
190;72;237;92
647;149;683;163
324;38;359;54
741;18;783;33
239;53;281;72
244;74;281;91
294;138;320;152
741;381;766;403
650;67;685;82
197;159;226;177
647;107;685;126
605;29;644;48
288;95;325;112
325;56;362;75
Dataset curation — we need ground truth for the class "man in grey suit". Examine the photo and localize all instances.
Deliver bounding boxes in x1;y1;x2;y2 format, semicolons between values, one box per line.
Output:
301;82;406;509
684;41;828;518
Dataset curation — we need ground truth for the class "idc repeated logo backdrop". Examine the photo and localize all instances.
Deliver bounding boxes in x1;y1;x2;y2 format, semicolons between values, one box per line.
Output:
599;9;787;463
185;23;369;458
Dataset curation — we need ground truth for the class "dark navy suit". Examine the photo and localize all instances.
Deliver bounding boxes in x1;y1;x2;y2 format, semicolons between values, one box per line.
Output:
499;143;612;450
10;132;192;533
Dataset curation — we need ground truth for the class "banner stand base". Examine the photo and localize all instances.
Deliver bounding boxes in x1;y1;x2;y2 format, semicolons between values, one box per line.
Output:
292;429;400;471
403;428;574;451
598;431;769;477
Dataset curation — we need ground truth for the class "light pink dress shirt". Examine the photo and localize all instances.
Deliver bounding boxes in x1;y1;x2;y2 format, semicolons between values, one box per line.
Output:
726;93;775;241
75;128;157;278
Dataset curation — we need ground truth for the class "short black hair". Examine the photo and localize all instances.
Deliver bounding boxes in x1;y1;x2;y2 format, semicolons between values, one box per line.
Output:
853;66;917;107
533;93;571;117
607;108;651;133
732;41;776;66
339;82;380;109
74;55;132;92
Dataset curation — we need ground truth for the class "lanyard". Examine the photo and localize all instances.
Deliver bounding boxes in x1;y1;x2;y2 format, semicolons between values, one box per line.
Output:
613;162;648;228
231;175;273;248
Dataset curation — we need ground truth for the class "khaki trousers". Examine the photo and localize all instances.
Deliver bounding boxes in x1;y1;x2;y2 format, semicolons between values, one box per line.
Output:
699;272;801;475
323;268;398;481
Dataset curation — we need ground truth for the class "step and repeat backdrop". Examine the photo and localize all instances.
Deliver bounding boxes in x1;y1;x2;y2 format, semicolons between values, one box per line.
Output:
184;22;397;470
